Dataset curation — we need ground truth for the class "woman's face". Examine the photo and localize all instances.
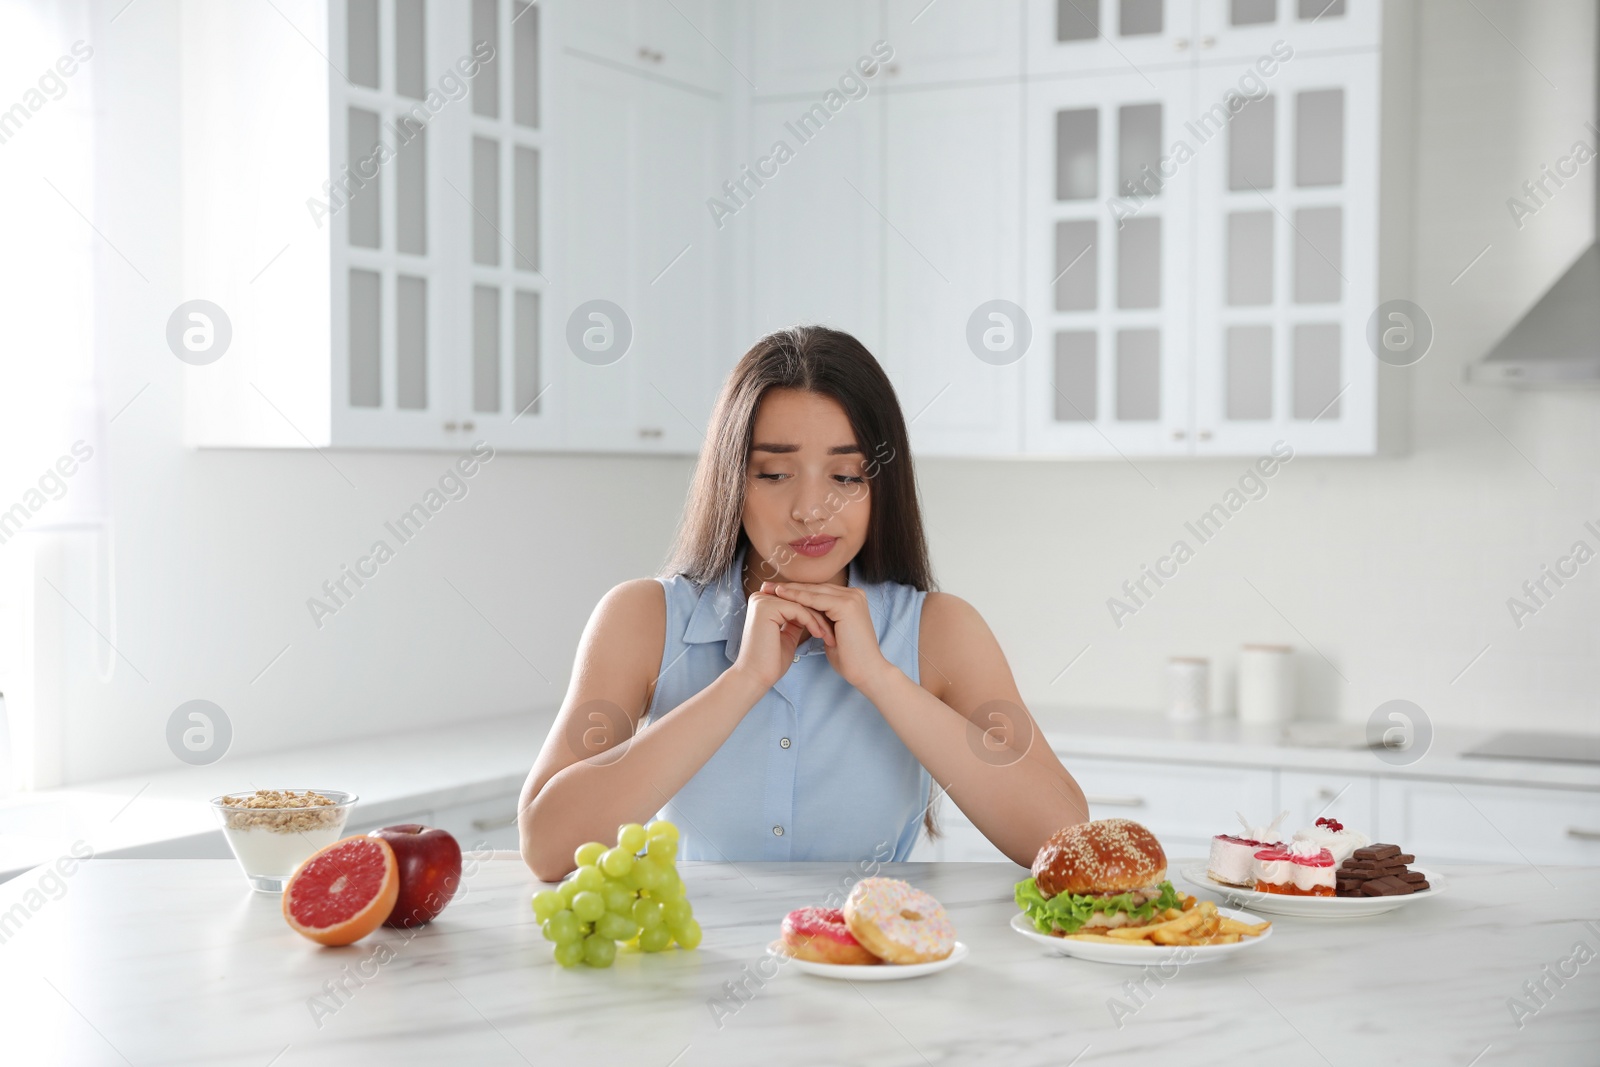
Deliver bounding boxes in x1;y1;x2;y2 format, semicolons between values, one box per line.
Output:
742;388;871;586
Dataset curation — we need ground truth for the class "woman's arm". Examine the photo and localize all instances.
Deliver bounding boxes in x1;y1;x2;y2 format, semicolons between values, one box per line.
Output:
863;591;1087;865
517;580;762;880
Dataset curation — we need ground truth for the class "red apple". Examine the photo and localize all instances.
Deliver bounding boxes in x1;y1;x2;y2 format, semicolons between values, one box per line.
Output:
368;824;462;928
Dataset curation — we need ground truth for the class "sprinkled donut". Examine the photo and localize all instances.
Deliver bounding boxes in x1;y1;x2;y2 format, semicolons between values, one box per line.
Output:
777;906;880;965
843;878;955;964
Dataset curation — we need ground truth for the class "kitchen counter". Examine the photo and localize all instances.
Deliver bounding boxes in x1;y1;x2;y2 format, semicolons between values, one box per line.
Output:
2;858;1595;1065
1035;709;1600;791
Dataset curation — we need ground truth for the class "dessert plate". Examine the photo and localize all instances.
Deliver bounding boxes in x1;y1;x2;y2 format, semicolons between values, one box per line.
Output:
1181;864;1446;917
1009;909;1271;967
767;940;968;980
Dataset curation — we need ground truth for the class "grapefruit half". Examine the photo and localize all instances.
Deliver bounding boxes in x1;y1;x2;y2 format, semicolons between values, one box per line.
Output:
282;835;399;946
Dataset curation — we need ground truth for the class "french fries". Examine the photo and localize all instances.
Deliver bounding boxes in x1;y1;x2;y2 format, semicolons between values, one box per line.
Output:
1060;900;1272;948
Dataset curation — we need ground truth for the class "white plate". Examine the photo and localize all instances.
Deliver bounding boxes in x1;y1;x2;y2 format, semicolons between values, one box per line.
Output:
1180;864;1446;918
766;940;968;980
1009;909;1271;967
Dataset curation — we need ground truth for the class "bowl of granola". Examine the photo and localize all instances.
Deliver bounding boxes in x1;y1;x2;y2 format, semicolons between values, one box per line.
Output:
211;789;357;892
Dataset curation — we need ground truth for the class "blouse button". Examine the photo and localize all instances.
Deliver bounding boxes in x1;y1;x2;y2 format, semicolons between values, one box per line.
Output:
780;737;791;749
792;652;800;663
772;825;784;837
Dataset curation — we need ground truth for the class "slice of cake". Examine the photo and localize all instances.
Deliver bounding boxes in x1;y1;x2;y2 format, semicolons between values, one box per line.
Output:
1253;840;1336;897
1292;817;1370;866
1208;835;1265;887
1207;810;1288;887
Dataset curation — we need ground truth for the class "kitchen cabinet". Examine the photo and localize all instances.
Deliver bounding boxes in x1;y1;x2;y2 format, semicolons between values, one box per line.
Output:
182;0;1401;457
1193;0;1381;59
1377;779;1600;866
346;808;436;837
883;83;1024;456
739;95;887;357
1068;756;1276;849
1023;68;1195;457
744;0;885;96
1190;51;1380;455
182;0;556;450
1278;769;1376;837
743;0;1397;458
562;0;727;93
332;795;521;851
1025;0;1198;76
909;803;1016;863
883;0;1023;85
910;756;1278;861
431;793;523;851
557;54;726;453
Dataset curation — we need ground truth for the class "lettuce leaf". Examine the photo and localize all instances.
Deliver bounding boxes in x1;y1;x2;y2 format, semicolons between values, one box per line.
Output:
1014;877;1181;935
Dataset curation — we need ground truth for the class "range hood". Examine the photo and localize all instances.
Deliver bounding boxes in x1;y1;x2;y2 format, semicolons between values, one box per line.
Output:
1468;7;1600;387
1468;245;1600;386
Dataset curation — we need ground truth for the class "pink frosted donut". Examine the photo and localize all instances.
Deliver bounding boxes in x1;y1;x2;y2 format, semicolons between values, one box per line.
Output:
779;906;880;965
843;877;955;964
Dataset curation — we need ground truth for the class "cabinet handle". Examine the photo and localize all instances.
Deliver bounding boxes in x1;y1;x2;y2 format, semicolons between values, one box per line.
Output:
1200;35;1216;48
443;421;458;431
1316;787;1338;800
1171;429;1186;440
886;63;900;75
1086;793;1146;808
1174;37;1189;50
638;427;664;438
472;813;519;831
462;420;476;432
1198;429;1213;441
637;46;664;63
1568;827;1600;841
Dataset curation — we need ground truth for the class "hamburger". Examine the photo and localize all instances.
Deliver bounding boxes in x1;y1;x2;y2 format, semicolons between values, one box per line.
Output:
1014;818;1180;935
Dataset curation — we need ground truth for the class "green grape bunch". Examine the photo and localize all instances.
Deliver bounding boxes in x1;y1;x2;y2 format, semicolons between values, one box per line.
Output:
530;820;703;968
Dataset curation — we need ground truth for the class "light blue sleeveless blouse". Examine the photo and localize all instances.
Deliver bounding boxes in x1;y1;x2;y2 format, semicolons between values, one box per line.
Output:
646;543;931;863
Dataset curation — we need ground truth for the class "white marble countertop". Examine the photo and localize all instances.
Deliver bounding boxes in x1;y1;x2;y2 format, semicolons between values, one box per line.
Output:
2;858;1595;1065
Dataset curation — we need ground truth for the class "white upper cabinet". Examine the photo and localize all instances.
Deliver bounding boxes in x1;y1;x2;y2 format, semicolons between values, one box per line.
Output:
183;0;1396;458
882;0;1023;85
561;0;729;93
557;54;725;454
630;74;727;451
1190;51;1379;455
183;0;552;450
738;95;887;358
1193;0;1380;59
883;83;1024;456
1026;0;1199;75
745;0;885;96
452;0;560;452
1023;69;1195;457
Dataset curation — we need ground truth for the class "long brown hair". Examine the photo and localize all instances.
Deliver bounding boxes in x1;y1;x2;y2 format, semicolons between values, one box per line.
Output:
661;324;942;836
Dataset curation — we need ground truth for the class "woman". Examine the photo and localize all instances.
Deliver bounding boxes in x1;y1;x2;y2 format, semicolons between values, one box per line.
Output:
518;326;1086;880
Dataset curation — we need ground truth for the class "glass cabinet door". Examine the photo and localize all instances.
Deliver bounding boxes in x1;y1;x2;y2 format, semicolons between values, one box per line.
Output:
331;0;458;447
1026;0;1199;76
1192;0;1380;60
1024;69;1193;457
1191;50;1378;455
457;0;558;450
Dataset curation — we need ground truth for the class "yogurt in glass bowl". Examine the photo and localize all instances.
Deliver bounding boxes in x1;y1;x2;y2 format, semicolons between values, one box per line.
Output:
211;789;357;892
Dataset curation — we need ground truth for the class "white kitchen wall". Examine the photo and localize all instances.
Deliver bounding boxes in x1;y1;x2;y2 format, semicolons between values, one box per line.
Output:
35;0;1600;786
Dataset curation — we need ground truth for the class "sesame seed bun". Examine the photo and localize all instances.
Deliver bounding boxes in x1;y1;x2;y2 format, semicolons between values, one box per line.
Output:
1031;818;1167;898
